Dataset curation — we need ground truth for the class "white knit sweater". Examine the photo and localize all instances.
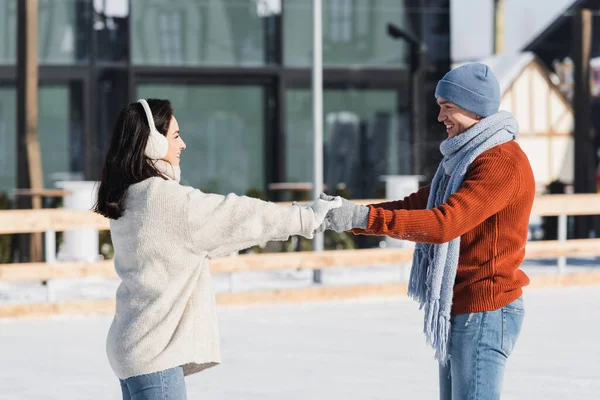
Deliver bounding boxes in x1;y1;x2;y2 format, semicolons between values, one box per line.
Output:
106;176;316;379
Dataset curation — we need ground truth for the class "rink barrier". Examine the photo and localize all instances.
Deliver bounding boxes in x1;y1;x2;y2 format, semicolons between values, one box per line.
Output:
2;194;600;318
2;239;600;283
2;272;600;319
2;192;599;233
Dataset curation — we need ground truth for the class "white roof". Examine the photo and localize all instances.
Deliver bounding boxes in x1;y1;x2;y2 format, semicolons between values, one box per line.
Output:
479;52;537;95
452;52;537;96
451;0;576;62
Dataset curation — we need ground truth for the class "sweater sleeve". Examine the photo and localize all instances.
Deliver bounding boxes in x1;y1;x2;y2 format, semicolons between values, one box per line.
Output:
361;153;520;244
369;184;431;211
350;185;431;235
186;190;316;258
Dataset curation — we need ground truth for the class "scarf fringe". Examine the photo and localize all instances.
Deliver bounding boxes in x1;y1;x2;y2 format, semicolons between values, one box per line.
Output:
408;247;429;305
422;298;451;365
434;312;451;365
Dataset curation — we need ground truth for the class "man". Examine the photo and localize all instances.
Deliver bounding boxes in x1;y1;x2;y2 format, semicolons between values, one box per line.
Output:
319;63;535;399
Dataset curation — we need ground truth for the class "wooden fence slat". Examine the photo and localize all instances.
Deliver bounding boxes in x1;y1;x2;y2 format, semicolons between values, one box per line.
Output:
2;272;600;319
524;238;600;258
0;284;409;319
216;283;409;306
2;193;600;234
0;260;115;281
210;248;415;273
528;271;600;288
2;238;600;283
0;299;116;319
531;194;600;216
0;209;110;233
0;200;384;234
0;249;414;282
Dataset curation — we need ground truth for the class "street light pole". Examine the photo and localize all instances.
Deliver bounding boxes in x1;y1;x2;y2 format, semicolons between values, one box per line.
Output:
386;23;428;176
312;0;324;283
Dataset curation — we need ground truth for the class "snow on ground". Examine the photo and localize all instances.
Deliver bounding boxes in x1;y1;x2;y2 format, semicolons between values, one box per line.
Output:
1;285;599;399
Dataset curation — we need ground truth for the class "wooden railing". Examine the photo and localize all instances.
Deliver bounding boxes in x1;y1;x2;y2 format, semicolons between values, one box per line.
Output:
2;194;600;318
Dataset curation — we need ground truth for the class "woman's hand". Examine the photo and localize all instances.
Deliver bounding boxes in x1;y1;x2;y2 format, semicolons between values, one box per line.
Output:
308;195;343;228
315;193;369;233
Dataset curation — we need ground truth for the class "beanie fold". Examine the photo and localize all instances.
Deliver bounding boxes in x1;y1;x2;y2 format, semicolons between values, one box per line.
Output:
434;63;501;118
435;80;500;118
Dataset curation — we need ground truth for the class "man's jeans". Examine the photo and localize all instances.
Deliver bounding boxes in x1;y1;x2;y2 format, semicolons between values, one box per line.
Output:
439;296;525;400
120;366;187;400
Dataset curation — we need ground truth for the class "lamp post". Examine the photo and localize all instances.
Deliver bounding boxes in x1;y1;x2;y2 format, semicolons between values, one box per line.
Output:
386;23;428;176
312;0;324;283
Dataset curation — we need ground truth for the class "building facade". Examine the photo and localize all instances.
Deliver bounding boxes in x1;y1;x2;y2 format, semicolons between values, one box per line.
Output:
0;0;450;199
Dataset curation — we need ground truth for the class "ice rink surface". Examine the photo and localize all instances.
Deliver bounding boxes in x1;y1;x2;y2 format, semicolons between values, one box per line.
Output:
1;285;599;399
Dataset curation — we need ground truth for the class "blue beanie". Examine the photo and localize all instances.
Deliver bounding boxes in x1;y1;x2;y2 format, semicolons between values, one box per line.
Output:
435;63;500;117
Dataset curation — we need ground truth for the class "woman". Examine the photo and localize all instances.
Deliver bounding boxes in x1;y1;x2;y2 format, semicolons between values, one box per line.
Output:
93;98;340;399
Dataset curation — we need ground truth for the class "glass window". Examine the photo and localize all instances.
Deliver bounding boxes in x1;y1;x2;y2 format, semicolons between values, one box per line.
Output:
0;85;75;193
132;0;269;66
0;86;16;192
38;85;73;186
0;0;16;64
420;0;450;68
38;0;89;64
0;0;90;65
286;89;409;198
96;70;130;171
93;0;130;62
284;0;409;67
137;84;265;195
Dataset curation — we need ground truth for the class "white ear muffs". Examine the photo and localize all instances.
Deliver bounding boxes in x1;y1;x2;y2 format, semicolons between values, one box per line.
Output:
138;99;169;160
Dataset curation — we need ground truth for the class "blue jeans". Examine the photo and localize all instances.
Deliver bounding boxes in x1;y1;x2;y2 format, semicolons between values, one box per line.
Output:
120;366;187;400
439;296;525;400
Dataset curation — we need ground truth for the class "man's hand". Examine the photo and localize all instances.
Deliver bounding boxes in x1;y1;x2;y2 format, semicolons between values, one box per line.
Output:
315;193;369;233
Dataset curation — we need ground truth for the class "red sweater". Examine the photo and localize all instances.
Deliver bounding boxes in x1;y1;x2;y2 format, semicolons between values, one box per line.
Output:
352;141;535;315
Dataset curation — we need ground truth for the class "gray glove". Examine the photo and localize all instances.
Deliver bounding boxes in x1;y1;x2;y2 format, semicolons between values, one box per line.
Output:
307;196;342;228
315;193;369;233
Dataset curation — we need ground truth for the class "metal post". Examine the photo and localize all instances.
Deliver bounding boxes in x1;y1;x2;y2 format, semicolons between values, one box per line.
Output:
572;9;594;239
44;230;56;264
557;213;567;273
44;229;56;302
493;0;504;54
46;282;55;302
312;0;324;284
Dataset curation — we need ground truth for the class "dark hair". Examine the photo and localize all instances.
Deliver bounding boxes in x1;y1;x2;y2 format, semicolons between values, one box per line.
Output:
93;99;173;220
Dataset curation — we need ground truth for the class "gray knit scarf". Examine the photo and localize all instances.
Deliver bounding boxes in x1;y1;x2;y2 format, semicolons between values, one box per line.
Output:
408;110;518;364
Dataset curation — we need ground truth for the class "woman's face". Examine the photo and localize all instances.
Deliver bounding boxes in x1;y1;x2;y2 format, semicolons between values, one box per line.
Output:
162;116;186;166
